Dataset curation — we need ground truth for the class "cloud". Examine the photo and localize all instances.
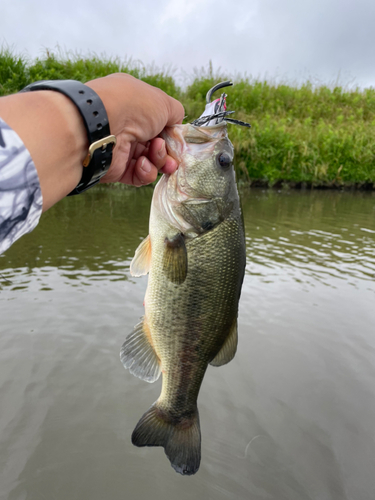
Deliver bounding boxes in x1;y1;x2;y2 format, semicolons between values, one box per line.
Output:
1;0;374;87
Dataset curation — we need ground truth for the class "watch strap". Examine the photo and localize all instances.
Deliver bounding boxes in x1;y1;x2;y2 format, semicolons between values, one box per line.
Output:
20;80;116;195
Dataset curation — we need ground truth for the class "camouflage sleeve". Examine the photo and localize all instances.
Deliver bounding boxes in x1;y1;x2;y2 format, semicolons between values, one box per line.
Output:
0;118;43;255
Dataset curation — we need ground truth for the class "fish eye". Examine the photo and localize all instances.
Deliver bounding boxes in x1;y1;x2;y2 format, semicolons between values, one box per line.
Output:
216;151;232;169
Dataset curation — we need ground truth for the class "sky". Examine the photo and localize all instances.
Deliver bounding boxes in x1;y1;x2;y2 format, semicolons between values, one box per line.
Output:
1;0;375;88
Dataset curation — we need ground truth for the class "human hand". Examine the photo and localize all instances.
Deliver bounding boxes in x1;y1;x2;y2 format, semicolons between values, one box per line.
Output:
86;73;184;187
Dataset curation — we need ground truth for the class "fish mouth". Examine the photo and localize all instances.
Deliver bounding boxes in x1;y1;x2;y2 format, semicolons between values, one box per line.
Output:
160;126;185;164
183;199;211;204
172;175;211;204
161;123;228;164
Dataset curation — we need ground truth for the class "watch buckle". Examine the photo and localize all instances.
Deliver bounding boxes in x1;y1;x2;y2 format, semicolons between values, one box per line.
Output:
83;135;117;167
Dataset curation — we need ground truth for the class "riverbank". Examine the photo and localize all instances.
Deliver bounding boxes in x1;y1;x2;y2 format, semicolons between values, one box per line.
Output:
1;49;374;188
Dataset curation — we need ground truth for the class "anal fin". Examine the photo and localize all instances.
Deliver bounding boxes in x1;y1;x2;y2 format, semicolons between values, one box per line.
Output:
210;319;238;367
120;317;161;383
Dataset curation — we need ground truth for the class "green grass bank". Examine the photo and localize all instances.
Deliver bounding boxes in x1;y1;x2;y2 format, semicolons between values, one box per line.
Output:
1;49;375;188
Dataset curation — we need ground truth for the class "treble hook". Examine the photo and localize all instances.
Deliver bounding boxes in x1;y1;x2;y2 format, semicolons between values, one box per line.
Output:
206;81;233;104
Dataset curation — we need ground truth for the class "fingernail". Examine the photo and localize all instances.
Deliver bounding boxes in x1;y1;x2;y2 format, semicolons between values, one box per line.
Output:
157;143;166;159
141;157;152;173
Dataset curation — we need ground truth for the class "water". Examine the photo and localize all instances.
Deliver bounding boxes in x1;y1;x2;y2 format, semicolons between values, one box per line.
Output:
0;187;375;500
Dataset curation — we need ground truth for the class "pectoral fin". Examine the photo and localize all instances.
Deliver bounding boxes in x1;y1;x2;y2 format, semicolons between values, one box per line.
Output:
120;317;161;383
163;233;188;285
130;235;152;277
210;319;238;367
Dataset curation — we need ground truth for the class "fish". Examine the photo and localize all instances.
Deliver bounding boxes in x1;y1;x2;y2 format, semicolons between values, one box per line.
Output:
120;82;248;476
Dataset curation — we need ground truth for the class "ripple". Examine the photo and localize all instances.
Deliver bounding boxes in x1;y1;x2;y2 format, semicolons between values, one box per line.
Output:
245;223;375;288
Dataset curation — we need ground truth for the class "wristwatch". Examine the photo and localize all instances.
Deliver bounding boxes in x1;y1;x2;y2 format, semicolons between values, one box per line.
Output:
20;79;117;195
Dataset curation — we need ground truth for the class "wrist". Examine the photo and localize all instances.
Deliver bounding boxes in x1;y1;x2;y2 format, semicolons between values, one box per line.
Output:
85;75;135;141
20;80;116;197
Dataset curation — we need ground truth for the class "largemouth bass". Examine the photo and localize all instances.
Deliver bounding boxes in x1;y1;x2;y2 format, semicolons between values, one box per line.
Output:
121;83;247;475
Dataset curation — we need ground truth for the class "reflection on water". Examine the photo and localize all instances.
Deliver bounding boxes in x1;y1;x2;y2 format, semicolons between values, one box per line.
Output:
242;190;375;288
1;187;375;500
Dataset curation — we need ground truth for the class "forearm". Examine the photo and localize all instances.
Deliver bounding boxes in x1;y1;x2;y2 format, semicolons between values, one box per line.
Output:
0;91;87;211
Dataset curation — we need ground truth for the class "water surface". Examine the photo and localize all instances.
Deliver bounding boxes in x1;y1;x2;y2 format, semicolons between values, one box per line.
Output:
1;187;375;500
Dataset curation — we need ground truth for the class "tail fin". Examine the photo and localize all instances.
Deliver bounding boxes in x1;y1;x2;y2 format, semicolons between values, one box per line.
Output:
131;403;201;476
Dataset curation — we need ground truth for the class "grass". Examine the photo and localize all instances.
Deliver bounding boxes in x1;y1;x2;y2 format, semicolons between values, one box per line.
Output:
1;48;375;188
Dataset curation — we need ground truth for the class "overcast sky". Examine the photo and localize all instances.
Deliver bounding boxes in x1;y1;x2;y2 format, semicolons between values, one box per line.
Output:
2;0;375;88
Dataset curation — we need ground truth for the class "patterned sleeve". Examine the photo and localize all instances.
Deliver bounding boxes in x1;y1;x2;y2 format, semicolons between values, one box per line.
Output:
0;118;43;255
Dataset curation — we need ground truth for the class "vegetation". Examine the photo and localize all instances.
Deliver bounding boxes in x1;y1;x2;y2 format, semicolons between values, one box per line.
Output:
1;48;375;188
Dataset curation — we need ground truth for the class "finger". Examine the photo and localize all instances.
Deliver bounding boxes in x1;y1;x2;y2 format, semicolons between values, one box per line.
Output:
133;156;158;186
147;137;168;170
159;155;178;175
133;142;149;160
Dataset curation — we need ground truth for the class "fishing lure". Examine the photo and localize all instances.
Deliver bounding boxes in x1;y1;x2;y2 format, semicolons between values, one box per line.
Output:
191;80;251;128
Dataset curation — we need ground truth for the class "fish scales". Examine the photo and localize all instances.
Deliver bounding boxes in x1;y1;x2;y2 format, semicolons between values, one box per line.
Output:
121;113;246;476
148;214;245;416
